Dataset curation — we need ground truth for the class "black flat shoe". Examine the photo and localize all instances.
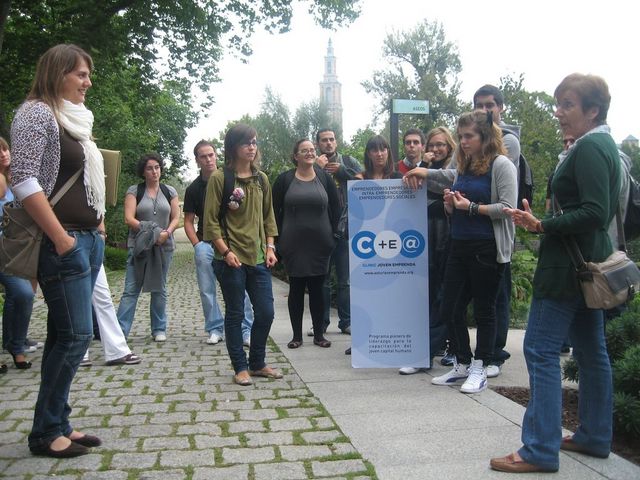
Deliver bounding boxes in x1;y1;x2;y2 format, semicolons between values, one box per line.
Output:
31;441;89;458
11;353;32;370
67;434;102;447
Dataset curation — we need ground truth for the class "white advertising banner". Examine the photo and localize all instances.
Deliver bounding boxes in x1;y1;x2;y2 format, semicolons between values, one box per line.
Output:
348;179;429;368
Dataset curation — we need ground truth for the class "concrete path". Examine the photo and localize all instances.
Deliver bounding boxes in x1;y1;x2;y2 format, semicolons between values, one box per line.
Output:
0;236;638;479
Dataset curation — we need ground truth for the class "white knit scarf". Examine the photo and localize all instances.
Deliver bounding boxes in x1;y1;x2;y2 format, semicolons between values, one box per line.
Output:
58;100;106;218
556;124;612;170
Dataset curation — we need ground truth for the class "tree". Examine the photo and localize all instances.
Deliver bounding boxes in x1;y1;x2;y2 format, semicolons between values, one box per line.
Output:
0;0;362;139
342;126;377;165
292;99;332;142
362;19;466;136
499;74;561;215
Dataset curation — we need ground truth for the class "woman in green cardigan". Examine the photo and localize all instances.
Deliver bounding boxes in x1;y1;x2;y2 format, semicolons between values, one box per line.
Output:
491;74;620;473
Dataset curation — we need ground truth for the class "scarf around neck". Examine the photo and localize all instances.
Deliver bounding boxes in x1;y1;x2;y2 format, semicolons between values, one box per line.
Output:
556;124;612;170
57;100;106;218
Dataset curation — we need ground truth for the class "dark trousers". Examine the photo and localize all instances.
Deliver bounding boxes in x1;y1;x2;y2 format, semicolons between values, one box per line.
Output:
491;263;512;365
288;275;326;342
439;239;505;364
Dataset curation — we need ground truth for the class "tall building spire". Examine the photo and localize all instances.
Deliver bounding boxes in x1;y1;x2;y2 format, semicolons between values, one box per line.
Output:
319;38;342;131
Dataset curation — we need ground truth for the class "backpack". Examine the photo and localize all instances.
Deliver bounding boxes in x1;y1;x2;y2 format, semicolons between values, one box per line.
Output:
135;182;172;206
623;176;640;240
502;127;533;210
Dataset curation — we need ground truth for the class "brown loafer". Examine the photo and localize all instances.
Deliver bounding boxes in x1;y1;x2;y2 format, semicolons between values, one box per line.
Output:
490;453;554;473
248;367;283;379
233;371;253;386
560;436;609;458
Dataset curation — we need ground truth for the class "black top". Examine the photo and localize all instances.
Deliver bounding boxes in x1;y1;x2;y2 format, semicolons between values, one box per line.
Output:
183;173;208;241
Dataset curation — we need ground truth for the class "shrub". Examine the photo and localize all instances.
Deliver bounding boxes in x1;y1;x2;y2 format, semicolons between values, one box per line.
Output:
613;392;640;437
510;249;537;327
562;296;640;440
104;246;128;271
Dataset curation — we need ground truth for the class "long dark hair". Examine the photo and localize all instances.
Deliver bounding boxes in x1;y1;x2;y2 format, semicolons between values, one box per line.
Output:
363;135;395;179
224;123;261;168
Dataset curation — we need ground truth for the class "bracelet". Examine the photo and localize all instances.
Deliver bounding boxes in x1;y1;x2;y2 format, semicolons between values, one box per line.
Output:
222;248;232;258
266;243;276;251
468;202;480;217
535;220;544;233
97;230;107;238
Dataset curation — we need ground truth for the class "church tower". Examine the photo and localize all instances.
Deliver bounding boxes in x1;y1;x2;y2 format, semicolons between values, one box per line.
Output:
319;39;343;131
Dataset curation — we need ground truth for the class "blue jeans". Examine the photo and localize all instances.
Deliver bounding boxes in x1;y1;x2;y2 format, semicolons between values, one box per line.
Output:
213;260;274;374
29;230;103;450
518;296;612;471
322;237;350;331
117;248;174;337
491;262;512;365
194;242;253;338
0;272;34;355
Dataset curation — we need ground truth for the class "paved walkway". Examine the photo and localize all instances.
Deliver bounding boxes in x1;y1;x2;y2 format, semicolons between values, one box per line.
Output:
1;234;639;479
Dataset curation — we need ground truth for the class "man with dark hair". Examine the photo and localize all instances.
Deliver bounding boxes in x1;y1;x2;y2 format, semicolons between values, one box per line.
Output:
313;128;363;335
184;140;253;345
397;128;431;174
473;84;521;378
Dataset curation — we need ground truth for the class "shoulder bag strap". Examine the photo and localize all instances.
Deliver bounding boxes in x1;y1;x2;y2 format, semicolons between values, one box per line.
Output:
553;195;589;274
49;168;83;207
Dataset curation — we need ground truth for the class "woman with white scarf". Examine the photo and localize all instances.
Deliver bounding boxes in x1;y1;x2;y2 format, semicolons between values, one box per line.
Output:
10;44;106;458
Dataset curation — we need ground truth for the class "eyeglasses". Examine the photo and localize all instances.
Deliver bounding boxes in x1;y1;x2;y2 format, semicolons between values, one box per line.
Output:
297;148;316;155
427;142;447;149
404;139;422;146
241;140;258;148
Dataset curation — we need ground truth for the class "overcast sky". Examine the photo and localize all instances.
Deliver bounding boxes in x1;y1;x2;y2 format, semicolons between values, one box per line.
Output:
184;0;637;177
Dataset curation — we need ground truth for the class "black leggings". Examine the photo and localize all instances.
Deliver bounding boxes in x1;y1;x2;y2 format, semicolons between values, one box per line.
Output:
288;275;326;342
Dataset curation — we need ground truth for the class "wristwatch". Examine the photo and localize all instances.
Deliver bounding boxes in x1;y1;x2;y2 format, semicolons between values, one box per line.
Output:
266;243;276;252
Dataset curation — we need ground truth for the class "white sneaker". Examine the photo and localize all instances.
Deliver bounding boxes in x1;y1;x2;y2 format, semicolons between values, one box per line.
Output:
206;332;223;345
153;333;167;342
398;366;428;375
431;361;469;385
486;364;501;378
460;359;488;393
307;327;314;337
79;351;92;367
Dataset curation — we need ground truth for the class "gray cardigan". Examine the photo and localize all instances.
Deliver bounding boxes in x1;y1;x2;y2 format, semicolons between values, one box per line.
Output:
425;154;517;263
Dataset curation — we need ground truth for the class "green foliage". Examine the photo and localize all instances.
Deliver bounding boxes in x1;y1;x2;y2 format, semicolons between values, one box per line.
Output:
362;19;466;135
605;307;640;361
499;74;561;218
342;127;378;165
103;245;128;271
510;249;537;327
613;392;640;437
0;0;361;163
562;296;640;440
613;344;640;396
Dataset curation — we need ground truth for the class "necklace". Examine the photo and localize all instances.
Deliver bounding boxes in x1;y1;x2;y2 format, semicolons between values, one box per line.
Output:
147;188;159;215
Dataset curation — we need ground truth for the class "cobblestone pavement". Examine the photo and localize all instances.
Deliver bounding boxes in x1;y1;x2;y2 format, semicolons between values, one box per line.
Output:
0;244;377;479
